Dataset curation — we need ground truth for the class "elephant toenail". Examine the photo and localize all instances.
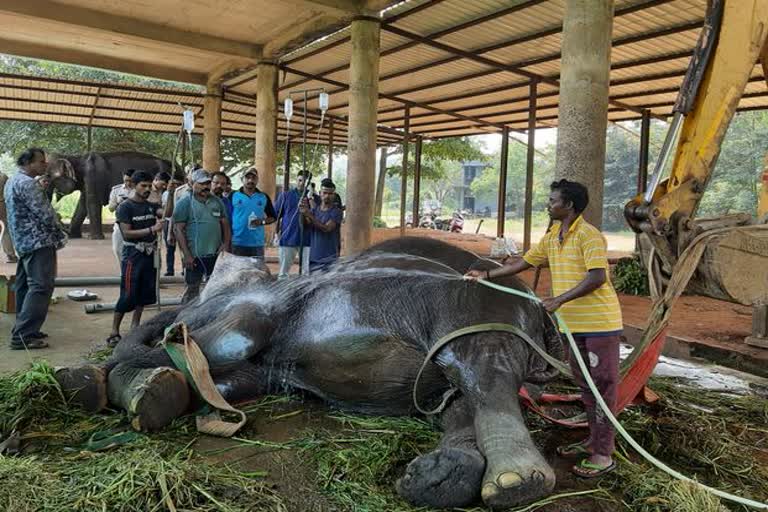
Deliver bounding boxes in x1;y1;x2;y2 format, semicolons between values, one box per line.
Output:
481;482;499;501
498;472;523;489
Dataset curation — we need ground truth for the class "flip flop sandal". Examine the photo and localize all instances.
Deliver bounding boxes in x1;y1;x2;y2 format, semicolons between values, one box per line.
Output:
572;459;617;479
556;440;591;457
9;339;49;350
106;334;122;348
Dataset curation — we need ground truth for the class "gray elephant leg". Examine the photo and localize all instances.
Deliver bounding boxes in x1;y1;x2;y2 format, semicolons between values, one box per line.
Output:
474;395;555;508
68;193;87;238
439;332;555;509
397;396;485;508
86;191;105;239
55;364;110;412
107;362;190;431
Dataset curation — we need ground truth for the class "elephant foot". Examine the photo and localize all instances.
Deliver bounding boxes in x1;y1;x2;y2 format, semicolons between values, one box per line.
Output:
108;366;190;431
68;231;82;239
55;365;108;412
89;232;105;240
396;447;485;508
480;464;555;509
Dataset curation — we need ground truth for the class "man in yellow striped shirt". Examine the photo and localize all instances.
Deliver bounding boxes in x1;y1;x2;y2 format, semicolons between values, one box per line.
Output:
466;179;621;478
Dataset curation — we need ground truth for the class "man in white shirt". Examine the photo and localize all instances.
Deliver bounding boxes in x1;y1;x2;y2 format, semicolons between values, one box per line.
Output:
108;169;134;265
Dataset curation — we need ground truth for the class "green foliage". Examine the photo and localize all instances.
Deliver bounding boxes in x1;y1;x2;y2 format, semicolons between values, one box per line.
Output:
372;216;387;228
386;136;486;182
471;138;556;217
612;255;650;296
699;110;768;217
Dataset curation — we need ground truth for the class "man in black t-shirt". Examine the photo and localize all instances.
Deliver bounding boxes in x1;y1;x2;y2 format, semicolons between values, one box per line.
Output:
106;170;163;347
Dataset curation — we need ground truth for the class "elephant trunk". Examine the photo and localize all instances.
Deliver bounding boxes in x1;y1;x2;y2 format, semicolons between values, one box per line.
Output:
112;308;180;368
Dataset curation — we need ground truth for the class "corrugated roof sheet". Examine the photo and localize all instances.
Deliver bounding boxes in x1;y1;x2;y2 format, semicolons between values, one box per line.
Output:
1;0;766;143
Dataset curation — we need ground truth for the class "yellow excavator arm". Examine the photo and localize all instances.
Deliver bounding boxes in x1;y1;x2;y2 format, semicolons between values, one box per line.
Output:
624;0;768;307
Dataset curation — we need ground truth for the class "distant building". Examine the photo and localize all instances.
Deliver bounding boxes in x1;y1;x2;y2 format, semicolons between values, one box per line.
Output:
457;160;492;213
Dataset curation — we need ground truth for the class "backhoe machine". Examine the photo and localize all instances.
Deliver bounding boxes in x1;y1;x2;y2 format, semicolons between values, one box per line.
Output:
624;0;768;348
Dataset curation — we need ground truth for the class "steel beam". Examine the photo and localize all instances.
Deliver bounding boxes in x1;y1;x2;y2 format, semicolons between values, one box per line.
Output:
523;81;537;252
497;127;510;238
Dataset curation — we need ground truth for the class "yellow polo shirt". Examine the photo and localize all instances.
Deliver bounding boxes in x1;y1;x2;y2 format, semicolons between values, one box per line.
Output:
523;215;623;334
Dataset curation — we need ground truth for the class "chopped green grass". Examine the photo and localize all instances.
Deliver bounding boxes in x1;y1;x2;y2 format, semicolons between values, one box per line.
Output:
1;362;766;511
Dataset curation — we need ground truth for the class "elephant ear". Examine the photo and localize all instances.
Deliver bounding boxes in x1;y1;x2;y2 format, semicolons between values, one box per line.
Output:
199;252;272;302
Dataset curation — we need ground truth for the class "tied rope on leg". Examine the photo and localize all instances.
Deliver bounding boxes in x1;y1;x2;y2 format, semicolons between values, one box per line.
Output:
162;322;247;437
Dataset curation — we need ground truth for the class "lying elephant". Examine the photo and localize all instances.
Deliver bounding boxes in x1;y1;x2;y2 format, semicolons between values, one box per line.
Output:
57;237;564;509
48;151;176;239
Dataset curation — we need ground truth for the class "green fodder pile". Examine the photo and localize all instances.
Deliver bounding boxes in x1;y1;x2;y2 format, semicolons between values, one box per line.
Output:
2;361;767;512
612;255;650;296
0;362;284;511
604;377;768;511
300;414;441;511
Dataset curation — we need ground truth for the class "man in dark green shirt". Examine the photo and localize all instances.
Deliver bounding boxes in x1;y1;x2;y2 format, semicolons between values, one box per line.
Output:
173;169;231;303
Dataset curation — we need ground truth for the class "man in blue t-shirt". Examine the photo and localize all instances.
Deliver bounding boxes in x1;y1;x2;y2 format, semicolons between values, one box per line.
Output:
300;179;343;272
230;167;276;258
275;171;312;277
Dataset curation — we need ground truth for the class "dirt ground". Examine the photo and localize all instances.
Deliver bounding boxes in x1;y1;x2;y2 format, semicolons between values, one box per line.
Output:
0;227;763;374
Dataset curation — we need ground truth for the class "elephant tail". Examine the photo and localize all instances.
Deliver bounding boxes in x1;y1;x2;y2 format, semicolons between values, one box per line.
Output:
112;308;180;368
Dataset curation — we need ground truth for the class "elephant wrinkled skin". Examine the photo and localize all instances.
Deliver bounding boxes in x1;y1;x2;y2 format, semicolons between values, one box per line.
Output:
57;237;564;509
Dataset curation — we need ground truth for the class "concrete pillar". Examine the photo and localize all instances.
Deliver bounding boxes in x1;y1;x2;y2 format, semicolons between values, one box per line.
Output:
202;80;222;172
555;0;614;228
344;16;381;254
255;61;279;200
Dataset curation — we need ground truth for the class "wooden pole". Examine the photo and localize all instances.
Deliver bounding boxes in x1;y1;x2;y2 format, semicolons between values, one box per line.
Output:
283;141;291;193
412;135;422;226
399;105;410;236
523;80;538;252
327;118;334;179
497;127;510;238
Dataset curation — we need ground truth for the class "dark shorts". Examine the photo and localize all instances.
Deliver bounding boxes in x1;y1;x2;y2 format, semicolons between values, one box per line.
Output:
115;251;157;313
185;255;218;286
232;245;265;258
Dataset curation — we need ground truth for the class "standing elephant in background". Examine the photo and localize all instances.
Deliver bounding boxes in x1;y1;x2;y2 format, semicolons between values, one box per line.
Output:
48;152;176;239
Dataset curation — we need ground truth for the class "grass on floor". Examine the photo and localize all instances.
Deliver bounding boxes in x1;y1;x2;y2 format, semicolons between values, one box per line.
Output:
0;362;766;511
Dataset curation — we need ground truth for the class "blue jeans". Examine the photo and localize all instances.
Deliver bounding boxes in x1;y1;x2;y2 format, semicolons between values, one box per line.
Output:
12;246;56;342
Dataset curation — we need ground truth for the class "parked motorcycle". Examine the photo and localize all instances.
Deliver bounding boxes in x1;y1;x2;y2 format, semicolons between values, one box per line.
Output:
449;211;464;233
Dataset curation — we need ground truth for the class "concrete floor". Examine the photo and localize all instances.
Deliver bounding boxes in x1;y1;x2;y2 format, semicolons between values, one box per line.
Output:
0;280;186;374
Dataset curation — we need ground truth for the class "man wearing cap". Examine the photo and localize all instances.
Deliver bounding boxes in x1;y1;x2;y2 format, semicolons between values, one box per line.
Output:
173;169;231;303
230;167;276;258
300;179;343;271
